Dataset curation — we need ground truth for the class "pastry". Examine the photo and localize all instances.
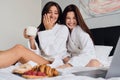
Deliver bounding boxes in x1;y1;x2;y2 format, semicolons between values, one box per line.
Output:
52;68;59;76
13;63;32;74
39;64;46;73
13;64;59;79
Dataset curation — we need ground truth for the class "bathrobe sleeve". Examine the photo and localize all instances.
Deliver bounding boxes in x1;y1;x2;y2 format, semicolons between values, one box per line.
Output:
27;40;41;55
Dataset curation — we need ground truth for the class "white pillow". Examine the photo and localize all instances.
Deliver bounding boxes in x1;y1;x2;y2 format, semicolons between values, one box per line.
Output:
95;45;113;65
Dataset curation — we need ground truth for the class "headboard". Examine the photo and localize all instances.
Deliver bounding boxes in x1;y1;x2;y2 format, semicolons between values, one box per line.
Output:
90;26;120;56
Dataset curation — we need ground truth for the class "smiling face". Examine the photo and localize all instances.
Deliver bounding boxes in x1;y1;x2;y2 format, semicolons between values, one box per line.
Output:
65;11;77;30
47;6;59;24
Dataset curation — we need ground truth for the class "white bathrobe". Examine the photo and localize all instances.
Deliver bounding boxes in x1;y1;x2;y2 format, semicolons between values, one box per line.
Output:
67;25;97;67
27;23;69;67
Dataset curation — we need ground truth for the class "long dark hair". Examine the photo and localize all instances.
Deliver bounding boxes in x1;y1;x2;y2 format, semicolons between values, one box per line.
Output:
35;1;62;47
61;4;94;43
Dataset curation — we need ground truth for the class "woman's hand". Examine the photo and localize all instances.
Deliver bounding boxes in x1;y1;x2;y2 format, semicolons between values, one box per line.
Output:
24;28;29;39
23;28;35;40
23;28;36;49
57;63;72;69
43;14;54;30
63;56;71;64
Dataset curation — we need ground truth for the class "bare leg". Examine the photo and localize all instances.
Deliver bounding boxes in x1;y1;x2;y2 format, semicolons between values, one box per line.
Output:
0;44;49;68
57;59;101;69
86;59;101;67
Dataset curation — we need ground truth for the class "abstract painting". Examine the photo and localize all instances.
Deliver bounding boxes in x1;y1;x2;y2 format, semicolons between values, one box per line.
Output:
79;0;120;19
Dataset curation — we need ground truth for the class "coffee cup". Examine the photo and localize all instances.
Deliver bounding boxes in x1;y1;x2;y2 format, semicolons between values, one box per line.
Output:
26;26;37;36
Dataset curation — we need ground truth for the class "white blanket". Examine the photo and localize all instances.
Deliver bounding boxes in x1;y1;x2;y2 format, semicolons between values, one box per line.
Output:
0;67;120;80
0;57;119;80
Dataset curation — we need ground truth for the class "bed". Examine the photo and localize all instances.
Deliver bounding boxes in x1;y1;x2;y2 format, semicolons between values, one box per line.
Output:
0;26;120;80
90;26;120;56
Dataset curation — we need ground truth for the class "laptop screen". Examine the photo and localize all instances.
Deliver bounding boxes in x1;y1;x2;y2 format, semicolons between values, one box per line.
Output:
106;37;120;79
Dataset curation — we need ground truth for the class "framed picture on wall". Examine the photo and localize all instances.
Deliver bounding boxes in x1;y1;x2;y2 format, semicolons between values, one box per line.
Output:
79;0;120;19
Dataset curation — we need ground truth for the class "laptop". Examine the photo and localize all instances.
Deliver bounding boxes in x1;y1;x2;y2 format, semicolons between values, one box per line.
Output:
72;37;120;79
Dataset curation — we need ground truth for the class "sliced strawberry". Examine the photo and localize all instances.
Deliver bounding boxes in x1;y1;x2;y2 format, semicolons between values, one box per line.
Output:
32;71;38;75
23;70;46;76
23;70;33;75
37;72;46;76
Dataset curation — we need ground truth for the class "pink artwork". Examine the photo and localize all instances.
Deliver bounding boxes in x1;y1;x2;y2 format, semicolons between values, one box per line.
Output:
79;0;120;18
89;0;120;14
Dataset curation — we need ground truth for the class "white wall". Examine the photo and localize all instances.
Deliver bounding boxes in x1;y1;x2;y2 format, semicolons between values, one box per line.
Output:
85;14;120;29
0;0;41;50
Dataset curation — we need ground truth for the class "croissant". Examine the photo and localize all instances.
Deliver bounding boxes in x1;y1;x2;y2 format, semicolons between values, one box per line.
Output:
22;64;59;79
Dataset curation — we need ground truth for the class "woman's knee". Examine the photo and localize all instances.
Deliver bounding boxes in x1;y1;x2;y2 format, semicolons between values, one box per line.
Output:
13;44;28;57
86;59;101;67
13;44;26;52
14;44;25;49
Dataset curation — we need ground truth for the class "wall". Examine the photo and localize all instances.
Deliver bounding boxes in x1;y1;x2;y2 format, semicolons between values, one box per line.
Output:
42;0;120;29
85;14;120;29
0;0;41;50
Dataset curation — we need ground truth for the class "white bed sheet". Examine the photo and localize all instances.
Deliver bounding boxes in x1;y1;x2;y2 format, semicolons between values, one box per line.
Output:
0;56;120;80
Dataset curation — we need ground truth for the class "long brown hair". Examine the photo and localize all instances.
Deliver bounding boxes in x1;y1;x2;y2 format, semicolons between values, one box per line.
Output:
61;4;94;43
35;1;62;48
37;1;62;31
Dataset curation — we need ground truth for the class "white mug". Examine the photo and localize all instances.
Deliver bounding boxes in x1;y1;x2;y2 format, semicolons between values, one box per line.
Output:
26;26;37;36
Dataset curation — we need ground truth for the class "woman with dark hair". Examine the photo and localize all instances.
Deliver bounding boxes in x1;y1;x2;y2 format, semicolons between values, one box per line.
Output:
0;1;69;68
58;4;101;68
34;1;62;47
